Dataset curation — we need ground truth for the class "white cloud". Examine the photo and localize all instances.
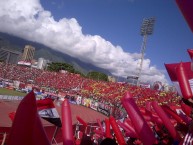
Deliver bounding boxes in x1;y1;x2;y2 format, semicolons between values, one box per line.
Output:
0;0;168;84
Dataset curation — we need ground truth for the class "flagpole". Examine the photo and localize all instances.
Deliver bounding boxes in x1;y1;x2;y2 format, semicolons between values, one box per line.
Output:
74;122;80;139
51;126;59;144
1;132;7;145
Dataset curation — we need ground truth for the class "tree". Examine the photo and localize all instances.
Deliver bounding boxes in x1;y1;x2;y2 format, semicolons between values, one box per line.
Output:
74;70;86;77
47;62;75;73
87;71;108;81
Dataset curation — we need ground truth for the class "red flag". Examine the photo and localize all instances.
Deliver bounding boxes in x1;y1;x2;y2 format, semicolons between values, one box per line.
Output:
165;62;193;82
176;62;193;99
7;91;51;145
175;0;193;33
37;98;62;127
187;49;193;71
187;49;193;60
164;62;193;97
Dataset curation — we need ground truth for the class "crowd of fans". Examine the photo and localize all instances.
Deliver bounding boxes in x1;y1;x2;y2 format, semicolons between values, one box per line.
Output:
1;62;187;145
0;62;180;108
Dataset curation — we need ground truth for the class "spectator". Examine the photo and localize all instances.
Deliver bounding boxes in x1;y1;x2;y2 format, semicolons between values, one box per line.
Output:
100;138;118;145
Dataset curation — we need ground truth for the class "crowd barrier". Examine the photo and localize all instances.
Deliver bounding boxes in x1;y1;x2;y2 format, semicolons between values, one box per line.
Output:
0;95;24;101
67;95;126;119
0;93;126;119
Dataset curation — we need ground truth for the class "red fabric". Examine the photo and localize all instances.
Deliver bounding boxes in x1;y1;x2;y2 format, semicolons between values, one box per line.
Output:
121;92;156;145
36;98;62;127
7;91;50;145
176;62;193;99
161;105;185;125
117;120;137;138
8;112;16;122
123;119;138;136
165;62;193;99
181;101;192;117
105;118;112;139
165;62;193;82
188;49;193;60
97;119;104;133
36;98;55;110
61;100;74;145
152;101;181;141
176;0;193;33
109;116;126;145
76;116;87;128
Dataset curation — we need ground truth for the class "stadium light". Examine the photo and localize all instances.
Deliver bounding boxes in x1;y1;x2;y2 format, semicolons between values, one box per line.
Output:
137;17;155;86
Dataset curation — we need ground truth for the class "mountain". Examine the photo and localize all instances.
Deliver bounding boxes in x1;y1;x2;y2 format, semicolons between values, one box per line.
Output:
0;32;111;75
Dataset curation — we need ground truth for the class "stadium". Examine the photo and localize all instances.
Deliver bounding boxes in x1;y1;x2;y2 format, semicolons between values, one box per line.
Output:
0;0;193;145
0;61;181;145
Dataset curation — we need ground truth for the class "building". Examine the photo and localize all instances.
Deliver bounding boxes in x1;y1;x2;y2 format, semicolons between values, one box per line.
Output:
163;85;177;93
31;57;50;70
126;75;139;86
21;45;35;62
37;58;50;70
108;76;116;82
0;47;21;64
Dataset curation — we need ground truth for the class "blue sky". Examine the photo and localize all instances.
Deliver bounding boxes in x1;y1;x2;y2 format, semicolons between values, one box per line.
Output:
0;0;192;85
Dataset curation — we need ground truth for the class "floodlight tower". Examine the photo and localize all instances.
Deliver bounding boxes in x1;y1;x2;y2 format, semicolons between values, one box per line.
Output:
137;17;155;86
